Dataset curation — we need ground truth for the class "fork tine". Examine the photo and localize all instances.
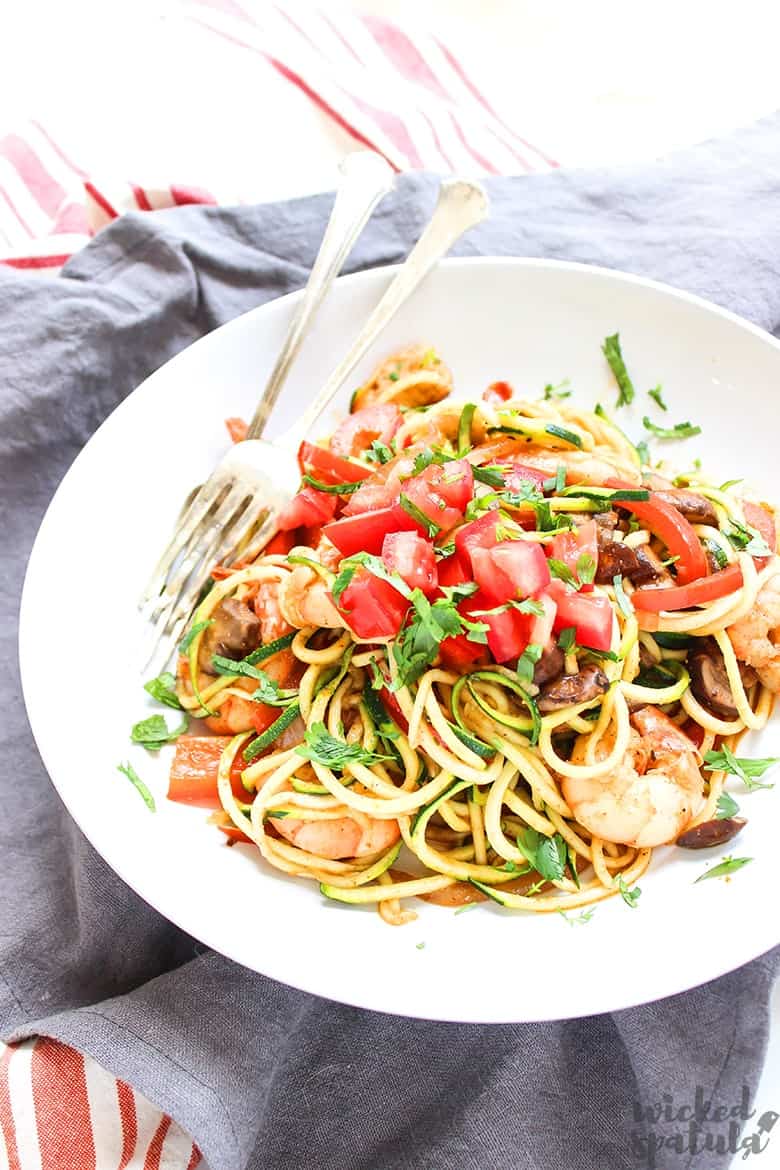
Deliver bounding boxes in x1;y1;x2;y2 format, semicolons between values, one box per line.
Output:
140;484;258;669
138;477;230;607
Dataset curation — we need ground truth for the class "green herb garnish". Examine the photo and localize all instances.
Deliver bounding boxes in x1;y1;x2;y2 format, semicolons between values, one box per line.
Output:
602;333;635;407
180;620;213;654
143;671;183;710
365;440;393;464
703;747;777;792
543;380;571;401
296;722;392;772
695;855;753;883
716;791;741;820
616;874;642;908
131;712;189;750
516;642;543;685
516;828;567;882
117;761;156;811
647;385;667;411
612;574;633;618
399;493;441;539
642;417;701;440
301;474;363;495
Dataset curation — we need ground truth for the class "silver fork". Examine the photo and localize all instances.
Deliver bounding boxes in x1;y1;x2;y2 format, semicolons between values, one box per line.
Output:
141;177;488;669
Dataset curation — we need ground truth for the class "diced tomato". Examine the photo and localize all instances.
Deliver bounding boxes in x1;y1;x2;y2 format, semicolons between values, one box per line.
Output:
482;380;513;405
168;736;246;808
297;440;371;484
521;591;557;650
416;459;474;511
277;485;338;531
437;552;470;588
547;581;614;651
472;541;551;606
455;512;502;568
606;478;708;585
503;462;550;493
323;505;419;556
439;631;488;670
743;501;777;570
330;404;402;457
342;479;397;516
382;531;438;596
682;720;706;749
632;563;743;612
400;476;463;535
548;519;599;583
465;587;528;664
335;567;409;639
264;529;297;556
225;417;248;443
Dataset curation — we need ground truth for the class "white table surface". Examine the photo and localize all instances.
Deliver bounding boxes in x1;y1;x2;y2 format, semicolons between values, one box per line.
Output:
0;0;777;1153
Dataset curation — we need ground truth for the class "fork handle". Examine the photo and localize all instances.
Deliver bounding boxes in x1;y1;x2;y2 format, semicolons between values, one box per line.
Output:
282;178;488;448
245;151;395;441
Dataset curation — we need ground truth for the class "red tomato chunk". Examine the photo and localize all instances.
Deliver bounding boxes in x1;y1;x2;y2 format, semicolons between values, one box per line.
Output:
382;532;438;596
335;567;409;639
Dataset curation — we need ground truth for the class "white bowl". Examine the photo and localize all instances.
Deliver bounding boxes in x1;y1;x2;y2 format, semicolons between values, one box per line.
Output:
19;258;780;1022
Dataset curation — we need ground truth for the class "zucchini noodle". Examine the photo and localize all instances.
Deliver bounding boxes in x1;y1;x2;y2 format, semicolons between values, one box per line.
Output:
166;344;780;925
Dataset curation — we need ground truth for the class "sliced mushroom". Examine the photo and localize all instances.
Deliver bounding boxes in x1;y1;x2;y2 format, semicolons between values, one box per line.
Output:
652;489;718;527
595;541;670;587
537;663;610;713
532;643;565;688
677;817;747;849
198;598;262;675
687;637;740;720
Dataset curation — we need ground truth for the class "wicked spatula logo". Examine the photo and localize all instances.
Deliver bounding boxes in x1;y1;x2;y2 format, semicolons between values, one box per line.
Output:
630;1086;778;1166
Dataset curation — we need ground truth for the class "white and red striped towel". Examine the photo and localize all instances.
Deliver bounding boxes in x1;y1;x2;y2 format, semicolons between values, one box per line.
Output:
1;2;555;1165
0;1040;201;1169
0;0;555;272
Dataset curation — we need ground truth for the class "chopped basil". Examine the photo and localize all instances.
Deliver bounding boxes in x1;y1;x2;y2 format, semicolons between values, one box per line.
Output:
703;747;777;792
296;722;392;772
300;474;363;495
716;791;740;820
694;855;753;883
391;587;487;688
143;671;183;710
647;385;667;411
131;712;189;750
601;333;635;407
472;465;505;489
117;761;156;811
180;619;213;654
642;417;701;440
612;574;633;618
398;493;441;538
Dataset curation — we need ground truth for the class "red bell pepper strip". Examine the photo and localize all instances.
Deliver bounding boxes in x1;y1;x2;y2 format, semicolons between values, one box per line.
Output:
631;563;743;612
605;478;708;584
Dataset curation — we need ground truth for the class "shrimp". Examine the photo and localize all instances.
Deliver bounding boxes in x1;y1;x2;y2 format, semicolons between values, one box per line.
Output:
190;648;301;734
269;809;400;860
352;344;453;411
561;706;704;847
513;445;641;487
727;572;780;692
278;549;345;630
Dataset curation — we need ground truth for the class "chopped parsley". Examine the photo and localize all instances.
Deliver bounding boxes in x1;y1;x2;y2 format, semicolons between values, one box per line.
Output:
641;417;701;440
616;874;642;908
636;440;650;466
612;574;633;618
557;626;577;653
472;465;506;489
516;642;543;685
296;722;392;772
330;551;410;606
601;333;635;407
392;588;487;688
117;762;156;812
715;791;741;820
365;440;394;464
725;520;772;558
559;908;596;926
543;380;572;401
515;828;567;882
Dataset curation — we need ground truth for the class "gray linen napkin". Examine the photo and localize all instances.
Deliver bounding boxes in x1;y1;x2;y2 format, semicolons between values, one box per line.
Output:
3;112;780;1170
